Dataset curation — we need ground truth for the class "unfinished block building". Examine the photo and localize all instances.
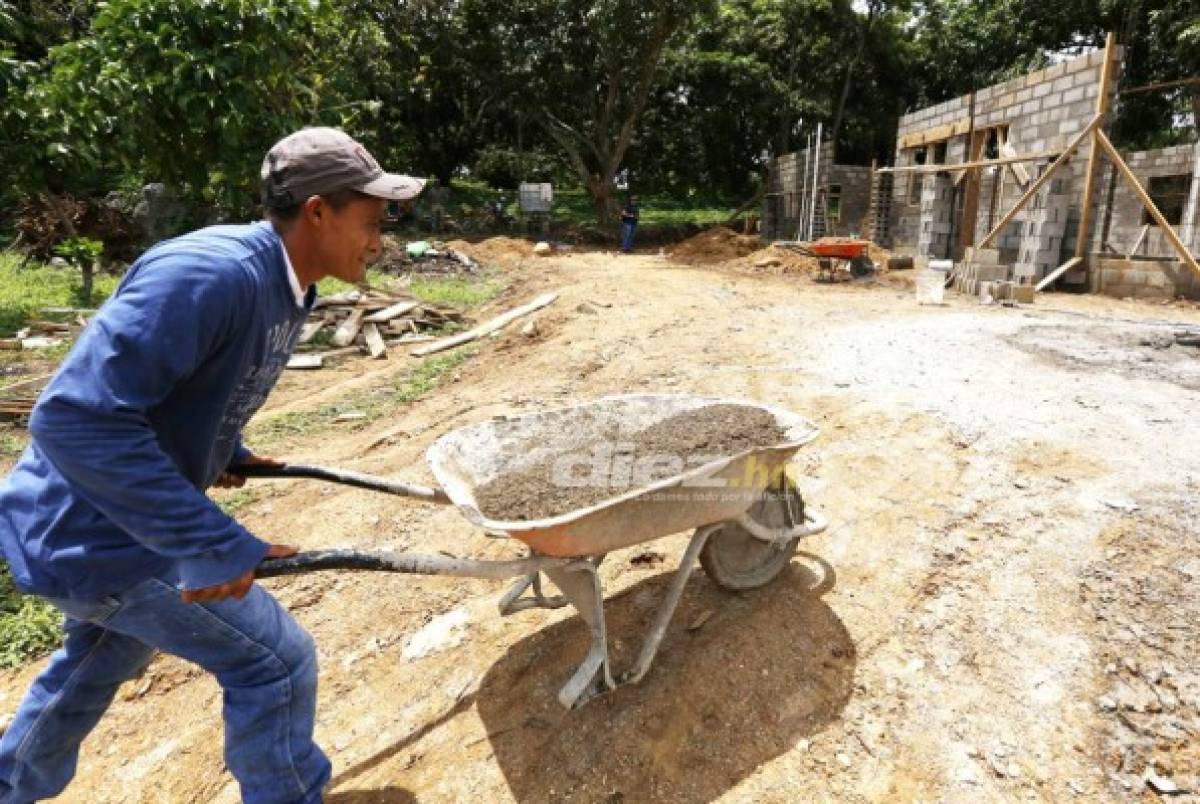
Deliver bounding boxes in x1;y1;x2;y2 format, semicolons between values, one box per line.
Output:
883;45;1200;299
762;141;873;241
764;38;1200;300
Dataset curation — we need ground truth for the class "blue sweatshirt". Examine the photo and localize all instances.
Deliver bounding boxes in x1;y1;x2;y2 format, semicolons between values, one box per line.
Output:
0;222;313;600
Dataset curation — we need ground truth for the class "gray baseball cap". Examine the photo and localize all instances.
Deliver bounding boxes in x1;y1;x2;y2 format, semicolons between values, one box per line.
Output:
261;127;425;208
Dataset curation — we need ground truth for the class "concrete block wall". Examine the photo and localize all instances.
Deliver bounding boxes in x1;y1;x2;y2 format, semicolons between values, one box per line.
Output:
1094;257;1200;300
1014;177;1071;282
916;174;954;257
763;141;870;241
827;164;872;237
1092;142;1198;259
889;48;1123;260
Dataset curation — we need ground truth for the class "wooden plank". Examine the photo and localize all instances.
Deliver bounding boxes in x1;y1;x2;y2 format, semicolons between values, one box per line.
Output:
1126;223;1150;257
313;291;362;309
363;301;420;323
999;140;1030;186
1074;31;1118;260
1095;129;1200;277
958;129;988;248
411;293;559;357
286;354;325;370
898;118;972;149
298;317;328;345
1035;256;1083;292
979;115;1102;249
331;309;364;348
878;149;1059;175
363;322;387;359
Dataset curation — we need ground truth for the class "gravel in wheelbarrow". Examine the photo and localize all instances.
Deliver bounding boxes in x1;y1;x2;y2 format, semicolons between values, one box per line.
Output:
474;404;789;521
427;394;818;557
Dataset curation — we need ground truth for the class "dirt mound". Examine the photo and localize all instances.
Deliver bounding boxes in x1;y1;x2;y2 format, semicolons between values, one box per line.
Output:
667;226;761;264
448;237;534;268
729;244;821;276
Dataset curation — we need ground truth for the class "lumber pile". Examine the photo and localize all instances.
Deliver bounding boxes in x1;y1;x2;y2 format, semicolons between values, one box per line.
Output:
0;310;94;352
0;373;53;422
289;289;467;369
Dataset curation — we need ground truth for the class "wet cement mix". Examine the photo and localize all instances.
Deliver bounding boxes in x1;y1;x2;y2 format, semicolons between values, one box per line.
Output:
474;404;790;521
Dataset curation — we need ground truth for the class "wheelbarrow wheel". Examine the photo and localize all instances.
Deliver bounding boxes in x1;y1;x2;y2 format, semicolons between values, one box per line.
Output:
850;254;876;278
700;479;804;591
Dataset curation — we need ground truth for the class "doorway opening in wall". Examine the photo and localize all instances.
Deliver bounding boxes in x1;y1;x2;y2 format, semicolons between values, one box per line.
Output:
827;184;842;223
1143;175;1190;226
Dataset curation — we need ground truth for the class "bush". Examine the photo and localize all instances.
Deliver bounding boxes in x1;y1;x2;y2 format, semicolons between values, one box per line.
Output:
0;562;61;669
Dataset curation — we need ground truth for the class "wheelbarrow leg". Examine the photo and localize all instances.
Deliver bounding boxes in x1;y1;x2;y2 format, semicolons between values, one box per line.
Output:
543;559;617;709
498;572;569;615
621;524;716;686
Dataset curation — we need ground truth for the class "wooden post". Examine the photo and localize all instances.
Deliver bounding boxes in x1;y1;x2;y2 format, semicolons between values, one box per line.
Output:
959;129;987;248
1094;129;1200;276
978;115;1102;249
1074;32;1118;260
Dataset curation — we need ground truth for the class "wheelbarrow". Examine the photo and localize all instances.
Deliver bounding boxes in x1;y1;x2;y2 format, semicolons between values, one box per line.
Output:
776;239;876;282
239;394;829;709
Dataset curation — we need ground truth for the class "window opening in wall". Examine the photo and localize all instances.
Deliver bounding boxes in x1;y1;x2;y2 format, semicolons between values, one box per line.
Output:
932;141;948;164
827;184;842;221
907;147;927;204
1143;174;1190;226
985;129;1001;160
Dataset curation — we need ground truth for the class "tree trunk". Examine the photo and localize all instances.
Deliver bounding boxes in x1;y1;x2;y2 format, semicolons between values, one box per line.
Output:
80;262;94;307
830;4;878;160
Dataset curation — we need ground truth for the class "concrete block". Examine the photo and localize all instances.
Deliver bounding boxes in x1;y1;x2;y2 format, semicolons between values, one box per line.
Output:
1012;284;1036;303
1034;82;1053;99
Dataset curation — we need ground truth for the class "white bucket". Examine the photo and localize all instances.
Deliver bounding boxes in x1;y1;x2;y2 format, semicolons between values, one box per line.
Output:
916;269;946;305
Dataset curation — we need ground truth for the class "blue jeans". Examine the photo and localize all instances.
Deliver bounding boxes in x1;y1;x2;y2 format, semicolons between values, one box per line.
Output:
621;221;637;252
0;577;329;804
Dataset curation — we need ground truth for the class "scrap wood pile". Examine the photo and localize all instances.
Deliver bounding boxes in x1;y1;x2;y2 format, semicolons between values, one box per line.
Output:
289;289;560;368
288;289;467;369
0;308;93;352
0;373;52;422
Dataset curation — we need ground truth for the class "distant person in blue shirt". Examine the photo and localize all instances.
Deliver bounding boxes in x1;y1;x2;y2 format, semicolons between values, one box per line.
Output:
0;128;424;804
620;194;640;253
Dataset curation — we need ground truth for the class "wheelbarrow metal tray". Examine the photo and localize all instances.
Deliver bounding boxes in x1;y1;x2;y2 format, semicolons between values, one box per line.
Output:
427;394;818;557
807;240;869;260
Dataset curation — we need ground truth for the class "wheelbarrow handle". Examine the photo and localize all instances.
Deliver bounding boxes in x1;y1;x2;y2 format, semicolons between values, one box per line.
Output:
257;548;568;580
230;463;451;504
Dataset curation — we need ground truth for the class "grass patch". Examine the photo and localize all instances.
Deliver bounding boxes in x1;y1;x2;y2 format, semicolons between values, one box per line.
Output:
550;186;736;228
215;488;260;516
408;276;504;309
0;430;29;460
247;345;478;450
0;562;61;669
0;251;121;337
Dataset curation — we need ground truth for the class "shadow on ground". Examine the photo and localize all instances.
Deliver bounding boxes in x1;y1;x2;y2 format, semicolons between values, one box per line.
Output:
326;788;416;804
471;552;855;802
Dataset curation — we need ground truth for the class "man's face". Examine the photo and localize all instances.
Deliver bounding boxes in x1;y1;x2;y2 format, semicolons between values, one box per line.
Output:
313;195;388;283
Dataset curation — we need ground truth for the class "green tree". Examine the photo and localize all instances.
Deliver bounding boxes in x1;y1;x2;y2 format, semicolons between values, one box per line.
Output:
519;0;716;221
23;0;375;216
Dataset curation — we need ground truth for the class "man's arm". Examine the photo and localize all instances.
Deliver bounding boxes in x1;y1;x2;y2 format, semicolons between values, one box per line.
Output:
29;255;275;595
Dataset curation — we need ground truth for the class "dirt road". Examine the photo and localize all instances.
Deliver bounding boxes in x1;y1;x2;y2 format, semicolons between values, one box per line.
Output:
3;250;1199;802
